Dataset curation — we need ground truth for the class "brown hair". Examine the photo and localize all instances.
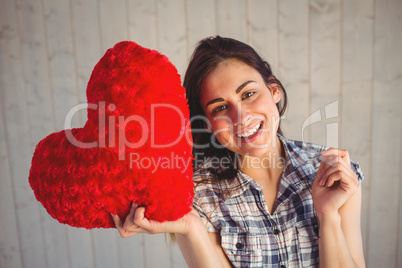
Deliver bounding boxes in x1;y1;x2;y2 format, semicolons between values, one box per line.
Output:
184;36;287;180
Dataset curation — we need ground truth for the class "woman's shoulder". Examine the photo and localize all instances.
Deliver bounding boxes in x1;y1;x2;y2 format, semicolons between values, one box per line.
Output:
279;135;326;173
192;158;238;204
192;160;225;216
279;135;364;182
193;159;224;192
280;135;327;158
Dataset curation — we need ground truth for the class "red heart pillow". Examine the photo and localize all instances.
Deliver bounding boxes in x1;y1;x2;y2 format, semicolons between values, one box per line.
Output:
29;41;194;229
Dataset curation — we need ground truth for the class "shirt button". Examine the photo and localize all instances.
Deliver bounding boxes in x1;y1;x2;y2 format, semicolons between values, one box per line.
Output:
273;229;280;235
236;242;244;249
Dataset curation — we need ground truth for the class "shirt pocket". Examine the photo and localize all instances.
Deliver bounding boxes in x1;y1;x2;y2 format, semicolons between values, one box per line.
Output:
221;232;263;267
295;217;319;267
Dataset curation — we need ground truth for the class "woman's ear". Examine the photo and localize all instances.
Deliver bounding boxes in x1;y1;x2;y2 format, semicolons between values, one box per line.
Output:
267;75;281;104
270;84;281;104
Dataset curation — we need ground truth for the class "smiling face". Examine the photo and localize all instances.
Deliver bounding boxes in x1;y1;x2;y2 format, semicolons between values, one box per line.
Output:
200;59;281;157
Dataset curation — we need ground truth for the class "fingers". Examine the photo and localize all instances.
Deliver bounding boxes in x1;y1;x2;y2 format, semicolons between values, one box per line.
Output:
319;148;353;174
321;147;351;164
318;158;355;186
133;207;154;234
320;166;357;191
316;148;358;189
111;213;130;238
111;203;143;238
133;206;147;226
123;203;139;230
113;205;195;238
111;213;123;229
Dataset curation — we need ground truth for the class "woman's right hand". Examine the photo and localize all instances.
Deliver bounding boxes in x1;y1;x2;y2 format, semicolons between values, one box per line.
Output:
113;204;232;267
111;204;201;238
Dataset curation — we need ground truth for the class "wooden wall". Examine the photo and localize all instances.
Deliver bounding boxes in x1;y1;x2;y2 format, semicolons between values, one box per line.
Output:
0;0;401;267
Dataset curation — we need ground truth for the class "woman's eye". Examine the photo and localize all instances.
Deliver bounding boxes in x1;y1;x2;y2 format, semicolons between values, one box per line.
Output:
212;105;227;113
242;91;255;100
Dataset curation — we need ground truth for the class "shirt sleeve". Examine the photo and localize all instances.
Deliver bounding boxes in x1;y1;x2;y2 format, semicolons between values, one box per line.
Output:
193;196;218;233
350;160;364;183
192;168;221;233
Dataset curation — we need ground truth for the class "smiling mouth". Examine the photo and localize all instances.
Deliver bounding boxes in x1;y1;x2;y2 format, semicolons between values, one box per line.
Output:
237;122;262;138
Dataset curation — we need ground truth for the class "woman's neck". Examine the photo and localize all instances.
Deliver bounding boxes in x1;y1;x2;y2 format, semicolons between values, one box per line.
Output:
238;136;285;182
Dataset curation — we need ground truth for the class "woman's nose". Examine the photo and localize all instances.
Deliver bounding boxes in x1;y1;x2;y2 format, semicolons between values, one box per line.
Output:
230;102;251;127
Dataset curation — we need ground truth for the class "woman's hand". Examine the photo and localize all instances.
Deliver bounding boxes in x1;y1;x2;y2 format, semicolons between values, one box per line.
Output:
312;148;360;217
111;204;201;238
112;205;230;267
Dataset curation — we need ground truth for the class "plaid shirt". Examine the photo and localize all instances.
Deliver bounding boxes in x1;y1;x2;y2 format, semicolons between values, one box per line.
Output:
193;135;364;268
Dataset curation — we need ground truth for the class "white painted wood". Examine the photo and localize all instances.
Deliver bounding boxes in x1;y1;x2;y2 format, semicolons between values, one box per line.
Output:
11;0;55;267
341;0;374;262
155;0;187;76
309;0;341;147
65;228;94;268
127;0;158;50
15;0;55;144
43;0;81;130
0;97;22;267
170;237;187;268
91;229;119;268
215;0;247;43
368;0;402;266
186;0;216;52
41;214;70;268
0;2;24;267
144;234;172;268
277;0;310;141
70;0;103;123
98;0;129;52
399;118;402;268
116;233;146;268
247;0;278;70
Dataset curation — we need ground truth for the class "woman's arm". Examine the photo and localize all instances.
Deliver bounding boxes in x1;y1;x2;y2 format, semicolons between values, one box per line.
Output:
112;204;231;268
176;226;232;268
312;148;365;268
315;186;365;268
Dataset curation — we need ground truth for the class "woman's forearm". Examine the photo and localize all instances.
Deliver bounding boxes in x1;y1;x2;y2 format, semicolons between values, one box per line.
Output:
317;212;359;268
175;219;226;268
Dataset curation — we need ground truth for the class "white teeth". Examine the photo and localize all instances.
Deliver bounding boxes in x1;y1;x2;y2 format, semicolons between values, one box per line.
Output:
237;123;261;138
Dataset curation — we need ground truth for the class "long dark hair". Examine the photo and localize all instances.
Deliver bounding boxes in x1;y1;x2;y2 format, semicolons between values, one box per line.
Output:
184;36;288;180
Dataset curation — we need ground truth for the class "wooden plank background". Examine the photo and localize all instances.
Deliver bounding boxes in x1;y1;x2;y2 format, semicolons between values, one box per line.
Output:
0;0;401;267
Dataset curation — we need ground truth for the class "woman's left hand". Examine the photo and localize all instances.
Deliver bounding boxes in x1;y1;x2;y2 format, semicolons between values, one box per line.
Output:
312;148;360;217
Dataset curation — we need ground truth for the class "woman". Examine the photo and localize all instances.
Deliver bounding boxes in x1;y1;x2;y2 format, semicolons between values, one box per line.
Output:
112;36;365;267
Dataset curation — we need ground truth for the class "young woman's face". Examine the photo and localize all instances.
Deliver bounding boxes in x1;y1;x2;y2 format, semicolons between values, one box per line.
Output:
200;59;281;157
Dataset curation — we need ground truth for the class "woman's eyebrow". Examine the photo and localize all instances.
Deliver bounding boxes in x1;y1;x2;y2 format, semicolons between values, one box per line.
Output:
235;80;256;94
205;98;224;108
205;80;256;108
